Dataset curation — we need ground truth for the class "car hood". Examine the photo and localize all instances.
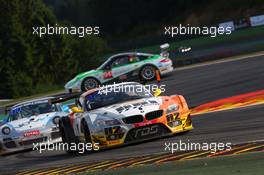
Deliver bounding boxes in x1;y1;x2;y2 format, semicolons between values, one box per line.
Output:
89;97;163;120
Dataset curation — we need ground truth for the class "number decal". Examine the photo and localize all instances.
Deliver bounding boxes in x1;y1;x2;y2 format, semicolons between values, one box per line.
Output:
103;71;113;79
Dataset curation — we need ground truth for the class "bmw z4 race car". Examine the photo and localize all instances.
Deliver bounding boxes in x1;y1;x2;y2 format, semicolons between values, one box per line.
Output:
65;51;173;93
0;97;72;154
59;82;193;152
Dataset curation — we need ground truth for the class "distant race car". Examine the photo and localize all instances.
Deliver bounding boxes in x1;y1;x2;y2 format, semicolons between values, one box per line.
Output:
65;50;173;93
0;97;72;154
178;46;192;53
59;82;193;153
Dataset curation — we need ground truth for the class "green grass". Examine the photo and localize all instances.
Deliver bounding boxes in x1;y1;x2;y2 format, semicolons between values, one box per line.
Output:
138;26;264;53
84;152;264;175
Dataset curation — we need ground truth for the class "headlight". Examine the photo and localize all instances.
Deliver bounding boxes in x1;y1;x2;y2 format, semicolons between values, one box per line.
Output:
166;104;179;114
53;116;60;125
2;127;11;135
95;119;121;127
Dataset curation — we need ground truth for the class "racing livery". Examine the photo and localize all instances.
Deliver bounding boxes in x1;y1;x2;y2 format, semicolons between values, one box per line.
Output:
59;82;193;152
0;97;71;154
65;52;173;93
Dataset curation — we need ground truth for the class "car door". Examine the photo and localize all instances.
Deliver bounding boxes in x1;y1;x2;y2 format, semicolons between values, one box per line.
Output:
101;54;141;83
111;55;142;81
110;55;130;81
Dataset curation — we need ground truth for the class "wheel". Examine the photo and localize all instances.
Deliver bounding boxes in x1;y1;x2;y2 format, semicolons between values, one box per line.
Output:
140;65;157;81
81;77;99;91
59;116;79;153
81;120;92;143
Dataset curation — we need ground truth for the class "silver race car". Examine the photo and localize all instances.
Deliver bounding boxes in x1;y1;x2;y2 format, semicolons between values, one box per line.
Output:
59;82;192;153
0;97;72;154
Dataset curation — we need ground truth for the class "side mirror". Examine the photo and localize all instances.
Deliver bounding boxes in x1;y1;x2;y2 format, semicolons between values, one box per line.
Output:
71;107;83;113
153;88;162;97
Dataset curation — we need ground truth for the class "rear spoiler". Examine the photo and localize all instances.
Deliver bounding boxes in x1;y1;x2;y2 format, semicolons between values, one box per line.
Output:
50;92;82;104
160;43;170;58
1;92;82;115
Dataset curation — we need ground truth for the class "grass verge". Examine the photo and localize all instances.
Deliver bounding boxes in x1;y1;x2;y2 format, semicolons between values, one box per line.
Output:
84;151;264;175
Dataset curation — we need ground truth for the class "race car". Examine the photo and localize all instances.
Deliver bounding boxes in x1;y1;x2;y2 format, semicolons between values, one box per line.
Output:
0;97;72;154
65;48;173;93
59;82;193;152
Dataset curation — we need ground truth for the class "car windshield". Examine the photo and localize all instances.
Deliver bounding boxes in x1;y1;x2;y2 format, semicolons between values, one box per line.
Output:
97;56;111;70
84;84;153;110
9;101;56;121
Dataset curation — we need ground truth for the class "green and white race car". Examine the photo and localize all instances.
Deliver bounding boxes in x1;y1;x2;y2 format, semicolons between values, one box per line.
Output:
65;51;173;93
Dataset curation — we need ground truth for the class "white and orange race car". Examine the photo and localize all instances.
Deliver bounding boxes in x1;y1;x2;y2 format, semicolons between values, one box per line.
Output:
59;82;193;152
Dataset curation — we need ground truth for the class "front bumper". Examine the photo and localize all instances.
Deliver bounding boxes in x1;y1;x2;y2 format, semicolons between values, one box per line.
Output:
65;87;81;93
91;112;192;149
0;129;61;155
65;80;82;93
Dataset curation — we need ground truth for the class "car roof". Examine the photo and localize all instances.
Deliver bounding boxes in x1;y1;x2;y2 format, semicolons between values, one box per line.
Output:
12;97;55;108
108;52;154;59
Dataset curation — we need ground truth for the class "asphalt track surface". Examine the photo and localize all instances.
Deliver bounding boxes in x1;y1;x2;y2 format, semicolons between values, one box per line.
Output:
1;54;264;174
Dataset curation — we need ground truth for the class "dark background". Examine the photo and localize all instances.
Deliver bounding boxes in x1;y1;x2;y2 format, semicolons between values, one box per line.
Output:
0;0;263;98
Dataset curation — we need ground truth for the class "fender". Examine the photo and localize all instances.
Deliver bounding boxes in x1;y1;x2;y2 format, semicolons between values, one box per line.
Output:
170;95;189;112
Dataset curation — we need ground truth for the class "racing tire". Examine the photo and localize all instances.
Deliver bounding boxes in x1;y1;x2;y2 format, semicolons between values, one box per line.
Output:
140;65;157;81
59;116;79;153
81;77;100;92
81;120;92;143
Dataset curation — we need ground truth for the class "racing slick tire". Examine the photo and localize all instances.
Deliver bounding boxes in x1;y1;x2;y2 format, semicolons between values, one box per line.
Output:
81;77;100;91
140;65;157;81
81;119;92;143
59;116;79;153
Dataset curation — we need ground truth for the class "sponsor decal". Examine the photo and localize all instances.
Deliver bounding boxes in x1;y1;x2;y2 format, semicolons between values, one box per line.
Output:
24;130;40;137
108;140;122;145
103;71;113;79
115;100;158;113
250;14;264;27
134;125;159;138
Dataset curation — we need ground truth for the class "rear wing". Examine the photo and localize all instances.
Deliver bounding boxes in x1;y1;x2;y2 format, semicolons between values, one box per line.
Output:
50;92;82;104
1;92;82;115
160;43;170;58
